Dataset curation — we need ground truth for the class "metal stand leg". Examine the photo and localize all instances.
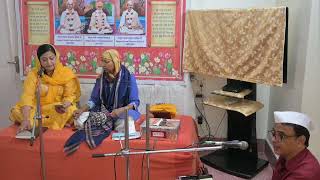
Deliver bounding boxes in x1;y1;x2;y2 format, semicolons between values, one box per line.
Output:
30;77;46;180
124;109;130;180
39;117;46;180
146;104;150;180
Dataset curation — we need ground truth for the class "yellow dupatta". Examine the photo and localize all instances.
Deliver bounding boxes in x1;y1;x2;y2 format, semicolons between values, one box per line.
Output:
33;45;81;103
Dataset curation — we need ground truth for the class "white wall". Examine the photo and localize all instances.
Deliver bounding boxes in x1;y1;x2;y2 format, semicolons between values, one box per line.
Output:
189;0;276;9
301;0;320;160
267;0;320;160
268;0;311;134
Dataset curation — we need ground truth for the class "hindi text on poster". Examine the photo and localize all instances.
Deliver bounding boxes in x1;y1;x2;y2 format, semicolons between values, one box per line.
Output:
151;1;176;47
27;2;50;45
115;36;147;47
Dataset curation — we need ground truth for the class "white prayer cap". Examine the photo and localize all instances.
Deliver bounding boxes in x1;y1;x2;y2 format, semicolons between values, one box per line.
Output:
67;0;73;4
274;111;311;132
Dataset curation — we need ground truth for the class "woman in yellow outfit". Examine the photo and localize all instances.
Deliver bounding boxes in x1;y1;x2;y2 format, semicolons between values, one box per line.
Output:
9;44;81;131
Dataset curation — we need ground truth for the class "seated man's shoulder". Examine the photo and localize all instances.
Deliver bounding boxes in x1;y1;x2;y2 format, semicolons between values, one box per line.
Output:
293;153;320;179
304;150;320;166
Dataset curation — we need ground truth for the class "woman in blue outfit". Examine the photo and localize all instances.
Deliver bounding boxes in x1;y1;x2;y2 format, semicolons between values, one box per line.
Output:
73;49;140;122
65;49;140;155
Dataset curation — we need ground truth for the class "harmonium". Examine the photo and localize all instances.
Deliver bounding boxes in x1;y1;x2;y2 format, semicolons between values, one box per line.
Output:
140;118;181;141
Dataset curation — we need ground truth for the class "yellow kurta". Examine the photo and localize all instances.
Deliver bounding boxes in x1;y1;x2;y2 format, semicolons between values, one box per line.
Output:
9;59;81;130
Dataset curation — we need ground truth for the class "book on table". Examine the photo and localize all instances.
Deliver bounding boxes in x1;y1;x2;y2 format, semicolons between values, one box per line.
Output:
15;127;48;139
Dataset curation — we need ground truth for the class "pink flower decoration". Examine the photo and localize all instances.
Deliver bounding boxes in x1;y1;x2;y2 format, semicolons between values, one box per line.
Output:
60;56;66;61
164;53;171;59
90;52;96;58
134;58;140;64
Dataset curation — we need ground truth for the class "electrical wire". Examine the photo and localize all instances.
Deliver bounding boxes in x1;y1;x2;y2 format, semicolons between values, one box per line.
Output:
194;99;211;138
193;79;212;139
196;79;228;141
200;84;207;119
199;83;212;139
212;111;227;138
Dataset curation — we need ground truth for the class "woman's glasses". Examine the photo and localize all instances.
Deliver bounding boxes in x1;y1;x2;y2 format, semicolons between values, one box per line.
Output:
268;129;297;142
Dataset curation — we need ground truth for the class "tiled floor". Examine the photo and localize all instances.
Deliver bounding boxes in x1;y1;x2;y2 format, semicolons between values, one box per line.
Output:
203;152;273;180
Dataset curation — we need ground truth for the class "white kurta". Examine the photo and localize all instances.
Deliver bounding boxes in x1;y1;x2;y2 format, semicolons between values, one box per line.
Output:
59;9;82;34
88;10;113;34
119;9;144;34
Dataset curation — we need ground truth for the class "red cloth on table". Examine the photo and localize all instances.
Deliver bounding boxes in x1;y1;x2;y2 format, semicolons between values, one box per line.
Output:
0;115;200;180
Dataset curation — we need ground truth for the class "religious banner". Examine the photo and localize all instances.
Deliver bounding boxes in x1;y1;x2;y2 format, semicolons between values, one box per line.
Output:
18;0;186;81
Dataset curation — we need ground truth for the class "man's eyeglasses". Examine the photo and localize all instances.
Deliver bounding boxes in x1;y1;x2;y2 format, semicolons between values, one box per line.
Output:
268;129;297;142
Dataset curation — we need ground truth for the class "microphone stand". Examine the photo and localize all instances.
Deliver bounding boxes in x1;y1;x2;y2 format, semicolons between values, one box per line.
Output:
124;108;130;180
92;145;224;157
92;104;225;180
30;73;46;180
145;104;150;180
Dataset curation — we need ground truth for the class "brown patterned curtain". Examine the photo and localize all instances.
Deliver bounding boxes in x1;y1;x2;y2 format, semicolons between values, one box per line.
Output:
183;7;287;86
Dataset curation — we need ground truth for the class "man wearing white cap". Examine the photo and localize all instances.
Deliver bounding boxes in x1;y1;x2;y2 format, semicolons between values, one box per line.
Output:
271;111;320;180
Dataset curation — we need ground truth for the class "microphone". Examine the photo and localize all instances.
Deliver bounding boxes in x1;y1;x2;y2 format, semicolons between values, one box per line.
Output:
38;67;44;77
202;140;248;150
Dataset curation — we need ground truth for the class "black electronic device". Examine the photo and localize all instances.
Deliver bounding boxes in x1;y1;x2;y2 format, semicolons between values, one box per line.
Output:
222;79;251;93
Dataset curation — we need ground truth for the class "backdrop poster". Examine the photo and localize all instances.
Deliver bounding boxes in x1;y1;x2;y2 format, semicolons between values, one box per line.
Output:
18;0;186;80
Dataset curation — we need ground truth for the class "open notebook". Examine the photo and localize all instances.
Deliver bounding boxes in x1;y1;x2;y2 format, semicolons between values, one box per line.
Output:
15;127;48;139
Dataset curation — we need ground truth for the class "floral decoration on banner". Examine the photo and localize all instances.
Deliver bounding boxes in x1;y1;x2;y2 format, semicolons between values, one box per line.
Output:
25;50;99;75
25;50;181;79
60;51;99;74
122;51;179;77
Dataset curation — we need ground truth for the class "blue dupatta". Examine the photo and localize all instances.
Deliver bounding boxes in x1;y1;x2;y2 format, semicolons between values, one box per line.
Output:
64;65;140;155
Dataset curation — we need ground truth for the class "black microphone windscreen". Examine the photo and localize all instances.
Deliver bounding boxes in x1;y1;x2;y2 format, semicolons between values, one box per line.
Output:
38;68;44;77
92;154;105;158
